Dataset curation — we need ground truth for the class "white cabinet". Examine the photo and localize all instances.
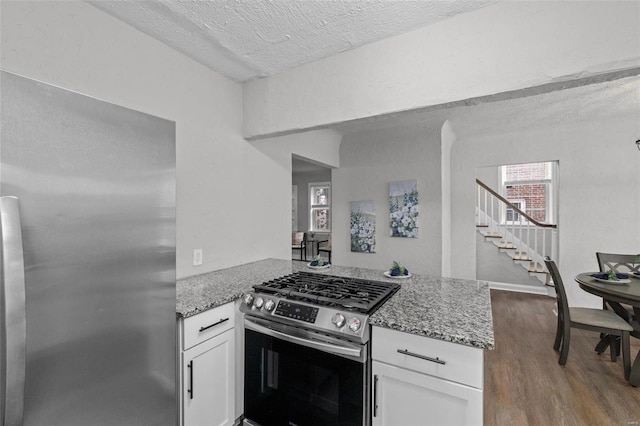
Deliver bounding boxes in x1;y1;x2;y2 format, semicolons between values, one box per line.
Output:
183;329;235;426
371;326;484;426
179;302;237;426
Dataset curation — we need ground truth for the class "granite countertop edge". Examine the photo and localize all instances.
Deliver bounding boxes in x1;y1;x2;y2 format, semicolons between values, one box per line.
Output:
176;258;495;350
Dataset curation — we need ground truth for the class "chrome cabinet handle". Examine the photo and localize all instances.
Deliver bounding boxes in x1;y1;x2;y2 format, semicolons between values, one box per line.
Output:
1;196;26;426
397;349;446;365
199;317;229;332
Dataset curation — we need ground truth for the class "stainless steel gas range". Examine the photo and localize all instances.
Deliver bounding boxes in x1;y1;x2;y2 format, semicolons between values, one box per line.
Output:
240;271;400;426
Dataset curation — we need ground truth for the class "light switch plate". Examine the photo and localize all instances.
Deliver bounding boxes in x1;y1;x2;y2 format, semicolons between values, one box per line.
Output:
193;249;203;266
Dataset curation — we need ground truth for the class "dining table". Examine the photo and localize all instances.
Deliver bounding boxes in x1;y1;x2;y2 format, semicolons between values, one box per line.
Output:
575;272;640;386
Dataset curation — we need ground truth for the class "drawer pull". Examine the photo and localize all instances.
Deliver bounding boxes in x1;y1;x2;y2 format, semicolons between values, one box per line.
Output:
187;360;194;399
397;349;446;365
199;317;229;332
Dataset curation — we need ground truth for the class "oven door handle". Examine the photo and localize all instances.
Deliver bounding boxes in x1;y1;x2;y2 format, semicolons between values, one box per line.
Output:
244;318;363;359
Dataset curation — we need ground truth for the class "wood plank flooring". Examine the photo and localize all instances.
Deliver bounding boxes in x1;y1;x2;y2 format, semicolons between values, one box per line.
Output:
485;290;640;425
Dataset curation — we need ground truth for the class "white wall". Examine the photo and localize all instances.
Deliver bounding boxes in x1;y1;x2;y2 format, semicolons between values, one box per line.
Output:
243;1;640;139
448;80;640;307
332;123;442;275
0;1;337;278
250;129;342;260
440;120;455;277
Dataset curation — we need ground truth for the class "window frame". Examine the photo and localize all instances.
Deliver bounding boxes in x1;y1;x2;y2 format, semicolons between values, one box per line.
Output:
308;182;331;232
505;199;525;224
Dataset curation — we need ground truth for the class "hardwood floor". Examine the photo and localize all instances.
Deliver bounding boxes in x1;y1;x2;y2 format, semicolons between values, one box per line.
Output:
485;290;640;425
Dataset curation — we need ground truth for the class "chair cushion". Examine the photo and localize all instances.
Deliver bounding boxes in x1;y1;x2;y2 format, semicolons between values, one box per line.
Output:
570;307;634;331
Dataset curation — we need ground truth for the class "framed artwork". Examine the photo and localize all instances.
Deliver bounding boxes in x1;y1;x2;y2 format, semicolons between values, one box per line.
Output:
350;200;376;253
389;180;418;238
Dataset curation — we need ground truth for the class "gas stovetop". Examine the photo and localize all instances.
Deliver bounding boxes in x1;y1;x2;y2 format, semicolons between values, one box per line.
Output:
240;271;400;343
254;271;399;314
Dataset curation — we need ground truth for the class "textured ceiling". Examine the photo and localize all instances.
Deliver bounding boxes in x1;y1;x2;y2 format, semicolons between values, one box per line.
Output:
88;0;497;82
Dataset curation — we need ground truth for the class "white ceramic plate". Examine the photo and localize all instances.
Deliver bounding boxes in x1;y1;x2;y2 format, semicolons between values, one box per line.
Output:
384;271;412;279
630;272;640;279
307;262;330;269
593;276;631;285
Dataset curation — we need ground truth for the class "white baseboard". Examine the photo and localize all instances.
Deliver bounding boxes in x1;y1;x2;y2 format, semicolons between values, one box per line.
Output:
487;280;551;296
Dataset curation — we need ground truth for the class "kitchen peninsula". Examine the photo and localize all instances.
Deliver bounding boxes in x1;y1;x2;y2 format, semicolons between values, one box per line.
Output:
176;259;494;426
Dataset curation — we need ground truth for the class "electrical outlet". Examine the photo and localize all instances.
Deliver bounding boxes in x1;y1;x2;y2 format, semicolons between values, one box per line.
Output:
193;249;203;266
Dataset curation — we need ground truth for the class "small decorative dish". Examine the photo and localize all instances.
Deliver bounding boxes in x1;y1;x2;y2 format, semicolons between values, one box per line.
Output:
385;261;411;279
307;262;330;269
307;256;330;269
630;271;640;279
384;270;412;279
590;272;630;285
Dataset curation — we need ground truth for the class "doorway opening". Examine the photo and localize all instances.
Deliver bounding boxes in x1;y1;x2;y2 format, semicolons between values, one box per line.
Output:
292;155;332;261
476;161;559;293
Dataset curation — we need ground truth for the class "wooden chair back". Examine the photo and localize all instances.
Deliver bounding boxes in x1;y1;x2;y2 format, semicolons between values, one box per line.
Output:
292;232;304;245
544;257;569;320
323;234;332;249
596;252;640;274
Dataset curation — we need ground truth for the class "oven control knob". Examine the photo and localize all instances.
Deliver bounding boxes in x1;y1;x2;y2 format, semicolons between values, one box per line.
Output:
254;297;264;309
264;299;276;312
331;313;346;328
348;318;361;333
243;294;254;307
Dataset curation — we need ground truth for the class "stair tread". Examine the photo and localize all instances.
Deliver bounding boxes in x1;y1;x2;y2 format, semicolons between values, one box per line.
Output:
485;232;502;238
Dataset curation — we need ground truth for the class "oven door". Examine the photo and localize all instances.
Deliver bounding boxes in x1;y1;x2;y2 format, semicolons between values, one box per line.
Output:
244;317;369;426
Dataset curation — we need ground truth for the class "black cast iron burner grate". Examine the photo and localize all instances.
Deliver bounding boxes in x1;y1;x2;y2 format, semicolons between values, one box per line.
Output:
253;271;400;314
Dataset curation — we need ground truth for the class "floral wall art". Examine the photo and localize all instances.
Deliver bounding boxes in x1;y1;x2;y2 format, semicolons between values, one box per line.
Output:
389;180;418;238
350;200;376;253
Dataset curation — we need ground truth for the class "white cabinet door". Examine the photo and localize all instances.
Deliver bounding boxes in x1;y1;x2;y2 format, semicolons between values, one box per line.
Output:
372;361;482;426
183;328;235;426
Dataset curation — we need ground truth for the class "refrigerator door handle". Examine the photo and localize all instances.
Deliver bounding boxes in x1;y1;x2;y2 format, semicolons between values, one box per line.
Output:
1;196;26;426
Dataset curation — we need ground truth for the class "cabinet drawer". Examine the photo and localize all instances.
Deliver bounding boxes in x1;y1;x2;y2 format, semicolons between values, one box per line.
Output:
372;326;483;389
182;302;235;350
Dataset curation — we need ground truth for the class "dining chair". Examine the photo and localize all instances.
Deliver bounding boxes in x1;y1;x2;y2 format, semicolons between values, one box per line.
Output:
544;257;633;380
317;234;332;263
291;232;307;261
596;252;639;322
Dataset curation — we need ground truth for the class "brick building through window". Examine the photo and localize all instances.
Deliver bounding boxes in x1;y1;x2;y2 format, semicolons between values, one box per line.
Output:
501;162;554;224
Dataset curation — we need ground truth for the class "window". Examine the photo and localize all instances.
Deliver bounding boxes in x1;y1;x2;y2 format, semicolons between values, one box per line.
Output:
500;162;554;224
505;200;525;223
309;182;330;232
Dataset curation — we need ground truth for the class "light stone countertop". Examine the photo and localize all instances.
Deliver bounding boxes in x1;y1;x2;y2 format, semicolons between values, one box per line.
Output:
176;258;494;350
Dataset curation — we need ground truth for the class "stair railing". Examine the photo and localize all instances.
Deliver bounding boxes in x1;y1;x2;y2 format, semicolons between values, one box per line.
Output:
476;179;557;277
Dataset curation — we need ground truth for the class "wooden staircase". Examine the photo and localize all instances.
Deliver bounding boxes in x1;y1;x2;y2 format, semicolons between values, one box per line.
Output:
476;179;558;287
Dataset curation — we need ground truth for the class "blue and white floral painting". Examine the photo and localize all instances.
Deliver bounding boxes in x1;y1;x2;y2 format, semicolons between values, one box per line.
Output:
350;200;376;253
389;180;418;238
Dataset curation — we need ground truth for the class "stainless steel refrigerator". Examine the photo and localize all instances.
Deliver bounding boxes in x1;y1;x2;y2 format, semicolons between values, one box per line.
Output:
1;71;176;426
